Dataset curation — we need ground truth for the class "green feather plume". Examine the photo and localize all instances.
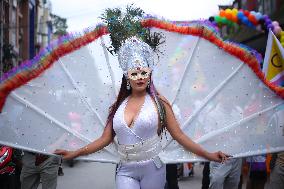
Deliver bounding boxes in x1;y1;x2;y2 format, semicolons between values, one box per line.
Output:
100;5;164;55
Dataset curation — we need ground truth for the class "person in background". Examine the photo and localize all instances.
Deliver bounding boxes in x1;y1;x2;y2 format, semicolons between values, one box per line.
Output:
0;146;22;189
165;164;179;189
209;158;242;189
267;152;284;189
246;155;267;189
20;151;60;189
201;162;210;189
58;158;64;176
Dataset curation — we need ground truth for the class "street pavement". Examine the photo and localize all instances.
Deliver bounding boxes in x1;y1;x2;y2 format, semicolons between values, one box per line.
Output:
53;161;203;189
38;160;264;189
57;161;116;189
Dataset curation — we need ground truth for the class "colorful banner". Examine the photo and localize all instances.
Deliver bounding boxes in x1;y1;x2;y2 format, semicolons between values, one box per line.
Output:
263;30;284;87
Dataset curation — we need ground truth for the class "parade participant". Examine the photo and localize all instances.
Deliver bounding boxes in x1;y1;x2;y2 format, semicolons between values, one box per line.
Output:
0;146;22;189
166;164;180;189
55;35;228;189
209;158;242;189
20;152;60;189
246;155;267;189
267;152;284;189
1;5;283;189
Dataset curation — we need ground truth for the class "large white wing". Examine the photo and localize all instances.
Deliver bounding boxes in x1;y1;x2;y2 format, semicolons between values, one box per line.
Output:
0;30;121;163
148;25;284;163
0;20;283;164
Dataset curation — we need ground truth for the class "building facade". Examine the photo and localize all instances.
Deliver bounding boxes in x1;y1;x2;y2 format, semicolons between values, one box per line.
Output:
35;0;52;54
0;0;53;78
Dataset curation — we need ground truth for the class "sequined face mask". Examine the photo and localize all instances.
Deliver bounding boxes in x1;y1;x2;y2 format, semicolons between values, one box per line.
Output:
127;67;151;81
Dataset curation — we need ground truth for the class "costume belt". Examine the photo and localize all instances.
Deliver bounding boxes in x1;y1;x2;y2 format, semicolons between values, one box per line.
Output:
117;135;162;162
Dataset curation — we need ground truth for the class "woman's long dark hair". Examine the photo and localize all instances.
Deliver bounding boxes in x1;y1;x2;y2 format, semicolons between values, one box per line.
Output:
106;74;167;137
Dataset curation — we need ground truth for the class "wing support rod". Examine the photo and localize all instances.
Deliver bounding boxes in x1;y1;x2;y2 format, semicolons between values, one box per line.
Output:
196;101;284;143
161;102;283;163
10;92;92;143
164;62;244;148
100;37;118;96
171;37;200;105
58;60;106;129
181;63;244;131
10;92;117;156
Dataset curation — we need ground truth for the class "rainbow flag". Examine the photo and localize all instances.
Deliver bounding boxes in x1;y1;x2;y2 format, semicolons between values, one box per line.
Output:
263;30;284;87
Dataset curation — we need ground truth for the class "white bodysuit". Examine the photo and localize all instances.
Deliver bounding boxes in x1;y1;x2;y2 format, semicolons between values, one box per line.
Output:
113;94;166;189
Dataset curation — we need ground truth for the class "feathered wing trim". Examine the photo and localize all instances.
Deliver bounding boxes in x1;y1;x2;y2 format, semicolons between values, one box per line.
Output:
0;18;283;164
142;18;284;98
0;25;109;112
1;18;283;113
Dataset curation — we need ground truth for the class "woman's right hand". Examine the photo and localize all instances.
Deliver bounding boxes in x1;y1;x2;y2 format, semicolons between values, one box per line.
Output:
54;149;79;160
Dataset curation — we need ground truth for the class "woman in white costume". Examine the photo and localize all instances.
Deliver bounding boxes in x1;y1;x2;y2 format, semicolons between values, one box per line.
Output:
55;35;228;189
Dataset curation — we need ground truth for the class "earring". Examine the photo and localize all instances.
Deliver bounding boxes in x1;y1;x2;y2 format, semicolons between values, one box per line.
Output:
147;80;150;88
126;80;131;90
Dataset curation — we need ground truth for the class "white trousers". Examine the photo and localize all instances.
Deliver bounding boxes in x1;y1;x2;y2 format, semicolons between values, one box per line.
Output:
116;159;166;189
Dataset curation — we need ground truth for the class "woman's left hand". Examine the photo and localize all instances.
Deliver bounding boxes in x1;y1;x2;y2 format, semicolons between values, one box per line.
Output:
207;151;231;163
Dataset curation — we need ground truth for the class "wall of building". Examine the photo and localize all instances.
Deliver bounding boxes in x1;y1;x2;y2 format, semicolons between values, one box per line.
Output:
35;0;52;53
0;0;53;78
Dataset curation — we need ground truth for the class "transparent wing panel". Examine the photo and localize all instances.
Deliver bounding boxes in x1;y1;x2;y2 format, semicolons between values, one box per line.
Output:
157;32;284;163
0;37;119;163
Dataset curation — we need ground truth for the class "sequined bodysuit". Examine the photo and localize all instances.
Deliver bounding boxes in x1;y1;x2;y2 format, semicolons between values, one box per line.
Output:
113;93;166;189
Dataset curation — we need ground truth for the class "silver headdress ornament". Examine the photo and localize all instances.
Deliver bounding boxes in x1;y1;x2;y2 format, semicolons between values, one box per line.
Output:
118;36;155;76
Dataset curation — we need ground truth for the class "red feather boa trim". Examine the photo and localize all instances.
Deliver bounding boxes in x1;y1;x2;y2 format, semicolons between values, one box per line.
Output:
0;19;283;112
141;19;284;99
0;26;108;112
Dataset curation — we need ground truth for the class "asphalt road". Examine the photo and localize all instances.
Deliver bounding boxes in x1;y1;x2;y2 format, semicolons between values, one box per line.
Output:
54;161;204;189
38;158;276;189
39;160;261;189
